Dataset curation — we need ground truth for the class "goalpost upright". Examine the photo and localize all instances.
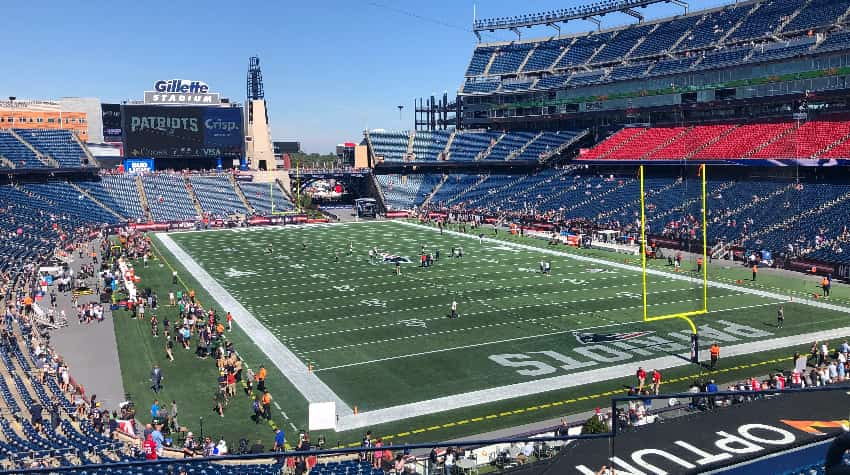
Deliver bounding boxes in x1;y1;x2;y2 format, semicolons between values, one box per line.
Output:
639;164;709;358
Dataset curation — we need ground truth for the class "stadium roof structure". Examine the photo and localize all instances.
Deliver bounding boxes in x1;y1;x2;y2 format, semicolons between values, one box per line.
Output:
472;0;686;39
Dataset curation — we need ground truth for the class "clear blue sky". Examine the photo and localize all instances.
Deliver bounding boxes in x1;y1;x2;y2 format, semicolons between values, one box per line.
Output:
3;0;731;153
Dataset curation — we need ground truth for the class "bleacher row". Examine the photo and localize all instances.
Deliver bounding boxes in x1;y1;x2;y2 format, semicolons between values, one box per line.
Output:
0;129;89;168
377;168;850;264
462;0;850;94
368;129;583;162
581;119;850;160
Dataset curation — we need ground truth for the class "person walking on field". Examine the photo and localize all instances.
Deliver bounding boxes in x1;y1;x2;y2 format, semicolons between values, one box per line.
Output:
636;367;646;392
652;369;662;395
777;305;784;328
710;343;720;370
450;300;458;319
822;276;831;297
752;264;758;281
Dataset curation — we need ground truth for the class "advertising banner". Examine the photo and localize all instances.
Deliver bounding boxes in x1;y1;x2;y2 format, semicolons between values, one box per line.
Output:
123;158;155;174
102;103;122;142
123;105;243;159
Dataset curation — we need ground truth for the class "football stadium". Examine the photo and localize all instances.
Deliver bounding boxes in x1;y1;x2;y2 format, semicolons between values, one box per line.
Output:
6;0;850;473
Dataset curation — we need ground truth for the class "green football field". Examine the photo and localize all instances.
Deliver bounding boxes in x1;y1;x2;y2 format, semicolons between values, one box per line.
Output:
143;219;850;442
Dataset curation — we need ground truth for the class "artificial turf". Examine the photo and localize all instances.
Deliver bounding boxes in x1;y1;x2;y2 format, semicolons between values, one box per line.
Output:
110;220;850;448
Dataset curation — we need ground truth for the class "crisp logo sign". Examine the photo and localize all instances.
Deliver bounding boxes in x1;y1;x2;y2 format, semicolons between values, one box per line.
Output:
144;79;220;105
154;79;209;94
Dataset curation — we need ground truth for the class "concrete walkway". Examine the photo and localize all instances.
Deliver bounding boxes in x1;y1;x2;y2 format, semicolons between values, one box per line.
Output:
48;239;127;410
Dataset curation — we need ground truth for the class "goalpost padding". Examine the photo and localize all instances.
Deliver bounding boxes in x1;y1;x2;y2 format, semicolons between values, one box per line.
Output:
639;164;708;335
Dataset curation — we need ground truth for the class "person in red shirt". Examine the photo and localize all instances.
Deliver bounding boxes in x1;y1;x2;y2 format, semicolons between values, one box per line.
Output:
226;312;233;332
652;369;662;395
143;434;158;460
636;367;646;392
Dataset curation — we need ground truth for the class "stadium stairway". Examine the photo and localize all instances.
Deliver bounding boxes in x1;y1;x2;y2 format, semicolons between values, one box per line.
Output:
134;175;153;222
370;173;389;210
541;130;589;162
406;131;416;158
476;132;505;160
71;132;98;167
8;130;56;167
68;182;125;221
183;176;206;217
228;174;255;214
420;174;449;208
743;121;802;158
507;132;543;161
442;130;457;160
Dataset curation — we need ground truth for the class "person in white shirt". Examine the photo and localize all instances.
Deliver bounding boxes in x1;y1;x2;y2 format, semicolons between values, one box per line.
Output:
450;301;458;319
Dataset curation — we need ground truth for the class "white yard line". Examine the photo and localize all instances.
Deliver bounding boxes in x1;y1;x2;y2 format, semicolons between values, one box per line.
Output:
314;300;778;373
156;232;354;416
333;323;850;431
397;220;850;315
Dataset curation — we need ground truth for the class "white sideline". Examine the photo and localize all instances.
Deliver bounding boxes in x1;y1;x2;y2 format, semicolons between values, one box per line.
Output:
156;232;354;416
334;325;850;431
160;221;850;432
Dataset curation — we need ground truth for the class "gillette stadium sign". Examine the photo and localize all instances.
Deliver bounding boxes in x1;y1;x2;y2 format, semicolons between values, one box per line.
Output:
144;79;220;105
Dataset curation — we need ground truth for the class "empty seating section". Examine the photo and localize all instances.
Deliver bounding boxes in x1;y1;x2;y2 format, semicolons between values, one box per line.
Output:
605;127;687;160
608;63;649;82
489;43;534;74
568;71;606;86
463;80;500;94
522;39;571;72
411;131;450;161
675;5;753;52
649;125;734;159
727;0;804;43
515;131;577;160
487;132;535;160
466;47;495;75
581;128;645;159
0;130;45;168
631;15;701;59
751;121;850;158
23;182;119;225
500;80;533;92
369;131;409;161
460;0;850;94
376;174;441;209
188;175;248;217
556;33;612;69
750;39;815;62
308;459;384;475
449;131;501;161
696;46;751;70
431;174;485;205
592;24;656;64
141;174;198;222
77;175;145;220
14;129;87;168
535;74;571;90
650;56;697;76
694;122;794;159
784;0;850;33
583;121;850;161
239;182;293;214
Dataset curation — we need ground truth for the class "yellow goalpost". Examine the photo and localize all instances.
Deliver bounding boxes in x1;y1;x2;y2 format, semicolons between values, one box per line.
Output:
639;164;709;337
